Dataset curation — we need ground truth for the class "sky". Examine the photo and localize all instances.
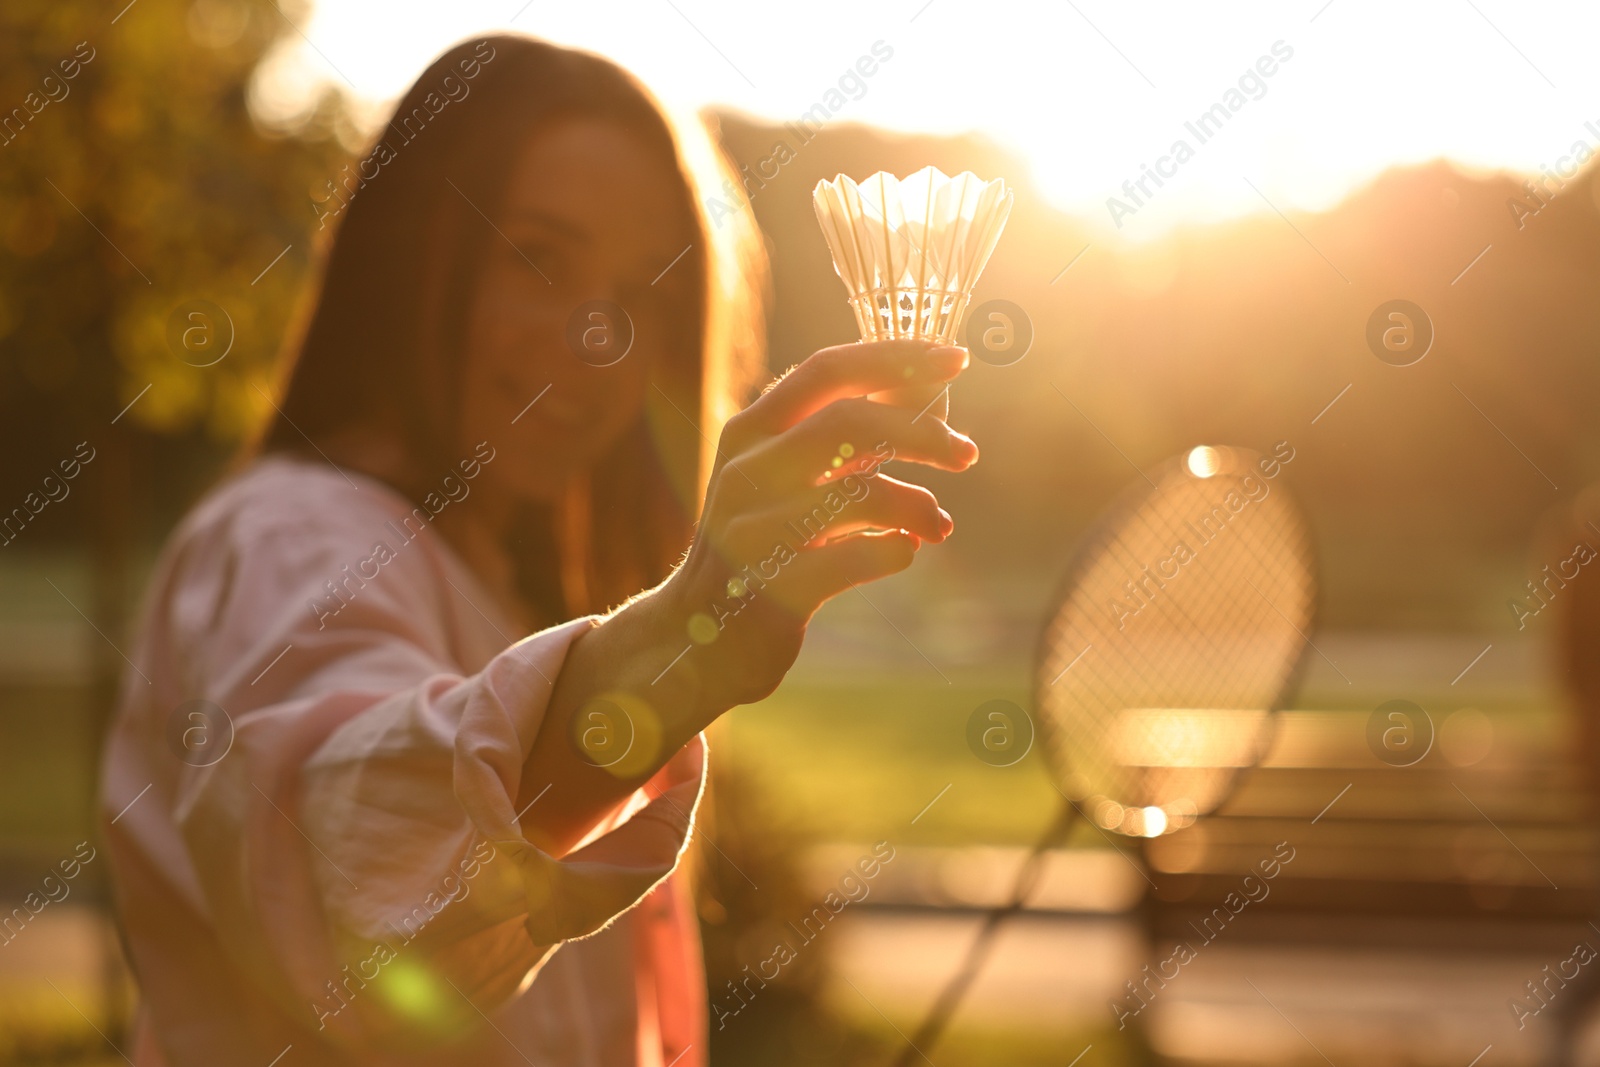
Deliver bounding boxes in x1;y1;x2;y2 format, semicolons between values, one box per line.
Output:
247;0;1600;238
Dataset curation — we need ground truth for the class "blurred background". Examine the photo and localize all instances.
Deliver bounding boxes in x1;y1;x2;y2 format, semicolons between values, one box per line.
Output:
5;0;1600;1064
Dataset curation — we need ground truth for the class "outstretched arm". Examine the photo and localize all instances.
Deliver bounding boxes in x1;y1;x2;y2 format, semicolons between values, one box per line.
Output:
516;338;978;853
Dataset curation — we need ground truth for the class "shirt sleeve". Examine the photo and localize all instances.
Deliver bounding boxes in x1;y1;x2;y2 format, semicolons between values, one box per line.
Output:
165;493;704;1049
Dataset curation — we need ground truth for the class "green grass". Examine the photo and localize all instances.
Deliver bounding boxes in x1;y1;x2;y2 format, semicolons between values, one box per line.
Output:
706;984;1148;1067
716;659;1566;848
823;1009;1151;1067
721;673;1064;848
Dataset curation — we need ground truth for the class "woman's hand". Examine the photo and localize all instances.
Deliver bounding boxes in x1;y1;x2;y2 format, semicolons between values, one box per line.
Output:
664;338;977;713
516;339;974;854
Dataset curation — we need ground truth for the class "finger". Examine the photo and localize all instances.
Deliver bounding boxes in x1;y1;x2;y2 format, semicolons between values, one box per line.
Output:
722;473;951;553
806;473;954;544
741;341;968;433
781;530;921;605
737;397;978;488
871;381;948;423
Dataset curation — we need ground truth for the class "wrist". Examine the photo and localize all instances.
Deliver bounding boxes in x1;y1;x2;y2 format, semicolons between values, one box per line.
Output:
650;560;780;720
625;570;729;739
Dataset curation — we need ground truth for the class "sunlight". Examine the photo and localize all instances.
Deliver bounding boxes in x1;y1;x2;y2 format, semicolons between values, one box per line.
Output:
249;0;1600;235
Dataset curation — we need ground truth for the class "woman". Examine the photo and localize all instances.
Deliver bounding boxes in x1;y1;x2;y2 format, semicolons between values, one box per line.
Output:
100;34;976;1067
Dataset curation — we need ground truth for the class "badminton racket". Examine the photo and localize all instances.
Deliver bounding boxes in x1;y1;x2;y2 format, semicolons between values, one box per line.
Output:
894;443;1317;1063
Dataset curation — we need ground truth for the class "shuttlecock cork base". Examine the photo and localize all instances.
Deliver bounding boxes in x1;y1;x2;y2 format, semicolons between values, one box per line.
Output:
814;166;1011;420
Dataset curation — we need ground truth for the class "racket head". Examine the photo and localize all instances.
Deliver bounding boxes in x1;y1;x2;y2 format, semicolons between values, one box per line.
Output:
1033;445;1317;838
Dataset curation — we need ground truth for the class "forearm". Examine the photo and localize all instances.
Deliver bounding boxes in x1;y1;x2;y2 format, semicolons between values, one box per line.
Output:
514;575;726;855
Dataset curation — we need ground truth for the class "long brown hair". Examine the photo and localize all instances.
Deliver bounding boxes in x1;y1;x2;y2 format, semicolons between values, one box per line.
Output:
255;35;767;619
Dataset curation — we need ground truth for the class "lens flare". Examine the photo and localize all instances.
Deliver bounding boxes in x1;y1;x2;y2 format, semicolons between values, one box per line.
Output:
1186;445;1222;478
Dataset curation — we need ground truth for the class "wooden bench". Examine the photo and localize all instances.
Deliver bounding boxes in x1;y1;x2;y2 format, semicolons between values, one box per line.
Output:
1131;706;1599;1064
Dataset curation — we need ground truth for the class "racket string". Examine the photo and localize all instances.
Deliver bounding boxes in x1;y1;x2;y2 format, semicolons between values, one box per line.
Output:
1037;457;1314;822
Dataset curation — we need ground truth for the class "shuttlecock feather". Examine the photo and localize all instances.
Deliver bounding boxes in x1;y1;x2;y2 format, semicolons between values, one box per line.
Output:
813;166;1012;344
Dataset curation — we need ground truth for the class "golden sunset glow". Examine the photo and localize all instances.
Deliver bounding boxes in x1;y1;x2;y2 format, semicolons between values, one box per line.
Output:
250;0;1600;235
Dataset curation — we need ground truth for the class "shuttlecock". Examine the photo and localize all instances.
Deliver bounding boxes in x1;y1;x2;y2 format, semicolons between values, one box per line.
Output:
813;166;1012;344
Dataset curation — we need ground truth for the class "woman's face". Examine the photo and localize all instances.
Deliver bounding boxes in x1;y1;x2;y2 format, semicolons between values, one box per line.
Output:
458;117;699;502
